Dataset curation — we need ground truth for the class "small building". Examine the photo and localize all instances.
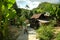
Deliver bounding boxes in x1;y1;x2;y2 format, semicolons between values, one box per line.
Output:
29;13;50;29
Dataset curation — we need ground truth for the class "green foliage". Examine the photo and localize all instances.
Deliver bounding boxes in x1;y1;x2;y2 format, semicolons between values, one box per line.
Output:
0;0;60;40
37;25;54;40
19;15;26;25
54;32;60;40
8;0;15;9
57;8;60;19
49;19;57;26
0;0;16;40
32;2;59;18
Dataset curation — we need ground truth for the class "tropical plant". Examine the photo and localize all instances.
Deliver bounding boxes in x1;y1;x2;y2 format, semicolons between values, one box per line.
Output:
54;32;60;40
0;0;15;40
36;25;54;40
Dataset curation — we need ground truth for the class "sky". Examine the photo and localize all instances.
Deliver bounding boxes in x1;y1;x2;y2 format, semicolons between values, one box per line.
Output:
16;0;60;10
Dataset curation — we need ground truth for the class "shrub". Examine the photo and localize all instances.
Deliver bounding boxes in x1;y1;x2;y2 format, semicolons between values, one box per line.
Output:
54;32;60;40
36;25;54;40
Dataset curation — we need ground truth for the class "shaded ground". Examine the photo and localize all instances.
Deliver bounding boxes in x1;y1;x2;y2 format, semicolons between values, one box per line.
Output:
16;30;28;40
9;26;60;40
8;26;21;40
16;27;39;40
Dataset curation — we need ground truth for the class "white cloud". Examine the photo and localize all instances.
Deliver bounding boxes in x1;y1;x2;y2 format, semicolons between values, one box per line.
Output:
16;0;40;10
16;0;60;10
27;2;40;10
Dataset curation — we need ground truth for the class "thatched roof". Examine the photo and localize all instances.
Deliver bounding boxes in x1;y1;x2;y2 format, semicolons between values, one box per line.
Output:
31;13;50;19
31;13;50;23
31;14;41;19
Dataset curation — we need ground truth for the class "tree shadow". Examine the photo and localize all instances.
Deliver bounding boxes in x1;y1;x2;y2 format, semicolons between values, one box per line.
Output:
16;30;28;40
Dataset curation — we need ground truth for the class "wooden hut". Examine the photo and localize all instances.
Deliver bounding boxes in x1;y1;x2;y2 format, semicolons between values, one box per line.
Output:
29;13;50;29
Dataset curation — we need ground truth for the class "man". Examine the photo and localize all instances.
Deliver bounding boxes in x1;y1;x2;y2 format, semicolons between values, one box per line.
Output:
24;27;28;34
23;22;28;34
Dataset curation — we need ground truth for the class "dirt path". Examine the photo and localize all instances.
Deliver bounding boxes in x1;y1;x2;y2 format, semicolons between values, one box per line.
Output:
16;28;39;40
54;27;60;34
28;28;39;40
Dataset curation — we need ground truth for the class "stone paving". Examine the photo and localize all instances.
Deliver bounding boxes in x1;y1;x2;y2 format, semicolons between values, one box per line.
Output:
16;28;39;40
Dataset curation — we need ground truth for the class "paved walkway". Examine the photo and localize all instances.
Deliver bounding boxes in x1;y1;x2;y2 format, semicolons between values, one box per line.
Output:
16;28;39;40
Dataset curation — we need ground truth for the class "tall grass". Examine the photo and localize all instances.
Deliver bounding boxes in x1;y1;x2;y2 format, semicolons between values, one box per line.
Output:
54;32;60;40
36;24;54;40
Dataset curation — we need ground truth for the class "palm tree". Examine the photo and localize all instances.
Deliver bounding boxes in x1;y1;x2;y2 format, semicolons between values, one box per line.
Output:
26;5;29;8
